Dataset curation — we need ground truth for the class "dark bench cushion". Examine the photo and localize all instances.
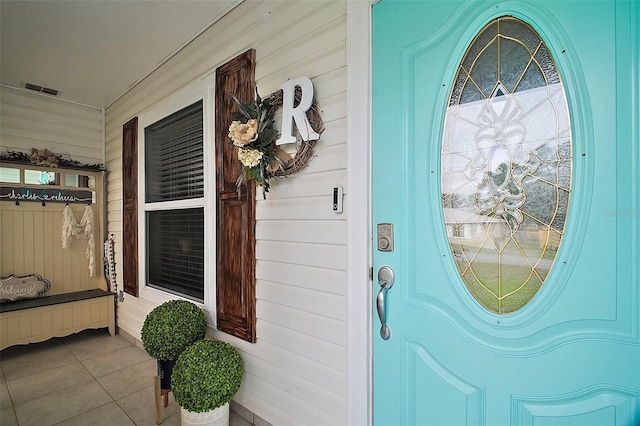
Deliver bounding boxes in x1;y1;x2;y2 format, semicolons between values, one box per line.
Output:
0;289;115;313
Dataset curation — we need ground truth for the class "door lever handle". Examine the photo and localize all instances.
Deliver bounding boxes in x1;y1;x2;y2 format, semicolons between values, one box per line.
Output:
376;266;395;340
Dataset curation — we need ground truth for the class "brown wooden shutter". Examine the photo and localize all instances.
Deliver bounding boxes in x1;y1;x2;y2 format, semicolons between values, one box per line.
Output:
215;49;257;342
122;117;139;297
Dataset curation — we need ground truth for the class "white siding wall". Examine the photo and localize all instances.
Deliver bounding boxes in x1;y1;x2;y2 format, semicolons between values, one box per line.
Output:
104;1;348;424
0;86;103;165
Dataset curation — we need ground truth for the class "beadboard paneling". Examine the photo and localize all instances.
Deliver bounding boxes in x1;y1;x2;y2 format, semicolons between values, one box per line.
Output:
0;169;105;295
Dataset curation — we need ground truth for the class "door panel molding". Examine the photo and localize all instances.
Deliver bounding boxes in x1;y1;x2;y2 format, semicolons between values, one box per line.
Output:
405;339;485;426
511;386;639;426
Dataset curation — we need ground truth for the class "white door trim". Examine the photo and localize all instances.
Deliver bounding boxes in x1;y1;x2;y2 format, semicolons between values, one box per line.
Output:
346;1;373;425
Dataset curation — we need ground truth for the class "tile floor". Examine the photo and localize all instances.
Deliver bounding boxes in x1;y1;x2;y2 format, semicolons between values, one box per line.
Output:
0;328;252;426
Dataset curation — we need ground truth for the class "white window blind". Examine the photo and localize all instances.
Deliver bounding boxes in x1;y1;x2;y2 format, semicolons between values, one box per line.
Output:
145;101;204;202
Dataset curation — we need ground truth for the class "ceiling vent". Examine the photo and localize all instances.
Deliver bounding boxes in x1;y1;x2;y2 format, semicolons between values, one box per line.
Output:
23;82;59;96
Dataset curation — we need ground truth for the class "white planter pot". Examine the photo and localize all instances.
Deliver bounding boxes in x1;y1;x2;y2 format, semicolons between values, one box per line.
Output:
180;402;229;426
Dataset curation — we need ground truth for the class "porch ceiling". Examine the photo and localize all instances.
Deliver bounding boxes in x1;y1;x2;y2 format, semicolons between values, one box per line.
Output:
0;0;241;108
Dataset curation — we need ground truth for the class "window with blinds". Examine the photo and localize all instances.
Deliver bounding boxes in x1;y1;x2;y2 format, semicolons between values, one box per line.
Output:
144;100;204;301
145;101;204;202
147;208;204;300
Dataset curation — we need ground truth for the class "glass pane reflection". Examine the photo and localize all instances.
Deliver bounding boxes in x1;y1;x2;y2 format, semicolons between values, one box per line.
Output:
25;170;58;185
0;167;20;183
441;17;571;314
64;174;94;188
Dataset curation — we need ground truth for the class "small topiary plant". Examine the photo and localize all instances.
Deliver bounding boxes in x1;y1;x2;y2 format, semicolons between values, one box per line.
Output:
140;300;208;361
171;339;244;413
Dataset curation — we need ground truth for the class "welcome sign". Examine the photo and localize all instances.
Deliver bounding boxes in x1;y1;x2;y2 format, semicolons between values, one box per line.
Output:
0;274;51;302
0;186;93;204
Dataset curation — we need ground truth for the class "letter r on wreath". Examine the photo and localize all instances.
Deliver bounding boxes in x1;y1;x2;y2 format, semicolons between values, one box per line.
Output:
276;76;320;145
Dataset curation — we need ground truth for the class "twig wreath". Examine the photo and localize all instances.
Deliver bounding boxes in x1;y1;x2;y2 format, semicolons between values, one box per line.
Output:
228;87;324;198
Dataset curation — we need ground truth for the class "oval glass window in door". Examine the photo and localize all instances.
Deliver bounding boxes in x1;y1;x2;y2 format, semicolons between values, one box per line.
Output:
441;17;571;314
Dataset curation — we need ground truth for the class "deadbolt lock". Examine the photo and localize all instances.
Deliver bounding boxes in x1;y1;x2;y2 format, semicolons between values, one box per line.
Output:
377;223;394;252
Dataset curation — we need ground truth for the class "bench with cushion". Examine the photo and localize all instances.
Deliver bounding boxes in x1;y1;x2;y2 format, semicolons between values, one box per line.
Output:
0;275;115;350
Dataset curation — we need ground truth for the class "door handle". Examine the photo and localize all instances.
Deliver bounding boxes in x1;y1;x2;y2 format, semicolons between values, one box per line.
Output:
376;265;395;340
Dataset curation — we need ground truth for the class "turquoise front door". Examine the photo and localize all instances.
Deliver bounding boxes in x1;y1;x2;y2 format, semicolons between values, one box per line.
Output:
372;1;639;425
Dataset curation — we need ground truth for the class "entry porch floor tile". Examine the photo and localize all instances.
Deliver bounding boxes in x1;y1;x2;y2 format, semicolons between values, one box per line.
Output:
0;329;251;426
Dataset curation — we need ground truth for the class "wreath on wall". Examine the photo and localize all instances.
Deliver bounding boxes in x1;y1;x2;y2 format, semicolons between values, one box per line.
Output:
228;87;324;199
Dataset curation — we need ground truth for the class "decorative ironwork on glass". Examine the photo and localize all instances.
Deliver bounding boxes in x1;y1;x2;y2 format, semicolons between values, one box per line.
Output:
441;17;571;314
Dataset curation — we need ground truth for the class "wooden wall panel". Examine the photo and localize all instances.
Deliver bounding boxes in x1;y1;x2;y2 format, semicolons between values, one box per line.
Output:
0;167;105;296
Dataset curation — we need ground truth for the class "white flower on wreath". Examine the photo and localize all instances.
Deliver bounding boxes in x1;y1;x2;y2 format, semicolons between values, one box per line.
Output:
228;119;259;147
237;147;264;168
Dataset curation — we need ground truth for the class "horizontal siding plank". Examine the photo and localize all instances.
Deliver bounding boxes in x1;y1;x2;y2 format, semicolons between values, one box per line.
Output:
1;87;102;120
1;123;101;147
316;117;346;148
241;374;344;426
315;90;347;124
257;64;346;111
107;189;123;205
0;87;103;164
2;105;102;134
256;260;346;296
256;19;345;79
257;280;346;322
233;389;300;426
266;169;346;200
274;141;346;176
287;143;347;175
257;300;346;347
215;330;346;398
105;146;122;165
256;220;345;245
256;1;346;58
241;351;346;421
257;41;346;91
255;196;344;221
311;66;347;98
256;240;346;270
257;320;346;372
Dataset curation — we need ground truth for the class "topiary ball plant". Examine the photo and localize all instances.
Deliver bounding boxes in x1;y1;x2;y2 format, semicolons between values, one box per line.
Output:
140;300;208;361
171;339;244;413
